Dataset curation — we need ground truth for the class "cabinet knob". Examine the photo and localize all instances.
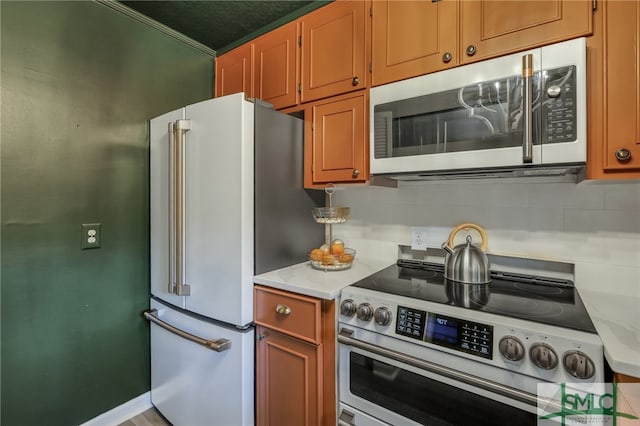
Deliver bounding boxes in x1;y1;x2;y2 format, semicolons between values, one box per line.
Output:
352;169;360;178
352;76;360;87
466;45;477;56
615;148;632;162
442;52;452;63
275;304;291;316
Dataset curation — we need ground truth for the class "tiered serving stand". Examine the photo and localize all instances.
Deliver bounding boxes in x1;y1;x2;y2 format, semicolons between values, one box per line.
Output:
309;185;356;271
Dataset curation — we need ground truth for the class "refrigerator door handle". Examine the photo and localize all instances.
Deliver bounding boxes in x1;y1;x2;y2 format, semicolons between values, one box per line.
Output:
144;309;232;352
168;122;177;295
172;119;191;296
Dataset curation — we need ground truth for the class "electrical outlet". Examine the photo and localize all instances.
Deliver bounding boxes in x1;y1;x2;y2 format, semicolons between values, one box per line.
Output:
411;227;428;251
81;223;101;249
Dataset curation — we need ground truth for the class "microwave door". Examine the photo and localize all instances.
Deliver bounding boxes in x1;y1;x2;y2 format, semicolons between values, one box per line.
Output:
370;45;550;175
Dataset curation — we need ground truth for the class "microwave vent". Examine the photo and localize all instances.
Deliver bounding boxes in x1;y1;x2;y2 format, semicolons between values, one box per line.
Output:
374;111;393;159
369;164;586;187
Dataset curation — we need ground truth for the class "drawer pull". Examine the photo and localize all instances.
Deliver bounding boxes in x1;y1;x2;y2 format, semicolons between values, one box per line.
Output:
276;304;292;316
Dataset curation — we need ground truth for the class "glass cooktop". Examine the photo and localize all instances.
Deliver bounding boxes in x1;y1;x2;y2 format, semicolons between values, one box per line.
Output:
350;259;597;334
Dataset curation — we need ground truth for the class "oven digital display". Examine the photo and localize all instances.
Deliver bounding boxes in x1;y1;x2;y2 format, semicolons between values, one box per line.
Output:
426;315;458;345
395;306;493;359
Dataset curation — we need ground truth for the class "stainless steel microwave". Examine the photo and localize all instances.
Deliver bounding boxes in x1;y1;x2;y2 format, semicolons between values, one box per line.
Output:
370;38;587;180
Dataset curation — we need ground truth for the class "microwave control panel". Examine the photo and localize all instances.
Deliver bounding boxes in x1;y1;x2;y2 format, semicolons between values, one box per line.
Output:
395;306;494;359
540;65;577;144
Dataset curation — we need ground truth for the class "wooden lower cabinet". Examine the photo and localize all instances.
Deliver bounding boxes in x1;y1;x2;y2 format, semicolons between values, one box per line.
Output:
256;326;321;426
254;285;336;426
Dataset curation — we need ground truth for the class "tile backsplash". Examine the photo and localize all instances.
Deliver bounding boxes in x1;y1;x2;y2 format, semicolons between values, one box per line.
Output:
333;180;640;297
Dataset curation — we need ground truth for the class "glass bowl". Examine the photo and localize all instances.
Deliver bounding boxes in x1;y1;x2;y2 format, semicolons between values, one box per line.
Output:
308;248;356;271
311;207;350;224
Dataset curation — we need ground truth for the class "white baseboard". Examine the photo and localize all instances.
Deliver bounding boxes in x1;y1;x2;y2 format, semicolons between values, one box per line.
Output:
79;392;152;426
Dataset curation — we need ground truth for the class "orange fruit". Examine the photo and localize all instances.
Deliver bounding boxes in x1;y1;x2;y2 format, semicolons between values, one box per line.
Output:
331;239;345;255
322;254;336;265
310;249;323;261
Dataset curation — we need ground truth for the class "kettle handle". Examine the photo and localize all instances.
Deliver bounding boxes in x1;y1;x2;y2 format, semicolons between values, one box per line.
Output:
447;223;488;252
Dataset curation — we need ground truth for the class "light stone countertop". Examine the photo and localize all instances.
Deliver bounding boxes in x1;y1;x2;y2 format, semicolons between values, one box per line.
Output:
579;289;640;378
253;256;394;300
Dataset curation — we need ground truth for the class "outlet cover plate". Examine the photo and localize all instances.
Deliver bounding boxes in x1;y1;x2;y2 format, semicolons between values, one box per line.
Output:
411;226;429;251
81;223;101;249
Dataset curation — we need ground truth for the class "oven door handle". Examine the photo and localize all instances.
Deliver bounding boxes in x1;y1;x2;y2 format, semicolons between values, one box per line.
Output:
338;328;539;408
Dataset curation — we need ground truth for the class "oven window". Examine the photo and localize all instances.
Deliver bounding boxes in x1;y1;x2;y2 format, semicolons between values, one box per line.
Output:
349;352;535;426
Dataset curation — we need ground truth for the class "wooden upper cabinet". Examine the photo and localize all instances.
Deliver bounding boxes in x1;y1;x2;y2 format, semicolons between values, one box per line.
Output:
460;0;593;64
300;1;368;103
587;0;640;178
306;91;367;186
253;21;299;110
371;0;459;87
601;0;640;172
215;43;253;98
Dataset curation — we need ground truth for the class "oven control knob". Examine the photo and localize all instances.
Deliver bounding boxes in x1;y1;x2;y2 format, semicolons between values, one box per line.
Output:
340;299;357;317
563;351;596;379
499;336;525;362
530;343;559;370
356;303;374;322
374;307;393;326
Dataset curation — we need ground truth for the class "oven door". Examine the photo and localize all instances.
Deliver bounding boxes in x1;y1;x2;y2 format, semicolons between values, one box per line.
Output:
338;326;538;426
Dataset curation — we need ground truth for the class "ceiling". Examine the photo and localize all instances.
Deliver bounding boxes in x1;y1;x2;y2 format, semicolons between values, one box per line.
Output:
119;1;329;54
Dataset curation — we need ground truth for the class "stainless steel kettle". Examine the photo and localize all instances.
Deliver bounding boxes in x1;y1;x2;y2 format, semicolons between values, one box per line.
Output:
441;223;491;284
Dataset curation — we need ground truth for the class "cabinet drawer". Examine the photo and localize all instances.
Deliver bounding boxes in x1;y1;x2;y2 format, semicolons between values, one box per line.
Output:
254;286;322;344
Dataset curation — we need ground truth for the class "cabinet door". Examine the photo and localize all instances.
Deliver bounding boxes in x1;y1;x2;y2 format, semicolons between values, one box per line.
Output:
601;0;640;172
301;1;368;103
371;0;458;86
307;91;367;186
256;326;321;426
215;43;253;98
460;0;593;64
253;21;299;110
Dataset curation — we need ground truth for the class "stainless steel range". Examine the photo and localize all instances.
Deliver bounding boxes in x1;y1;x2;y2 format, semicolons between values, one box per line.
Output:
337;258;604;426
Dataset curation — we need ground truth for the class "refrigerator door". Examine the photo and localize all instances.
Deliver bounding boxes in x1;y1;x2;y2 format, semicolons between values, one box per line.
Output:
182;94;254;326
150;107;186;309
150;298;254;426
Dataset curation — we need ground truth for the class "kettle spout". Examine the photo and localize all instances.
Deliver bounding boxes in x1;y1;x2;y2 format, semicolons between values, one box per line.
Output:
441;241;453;254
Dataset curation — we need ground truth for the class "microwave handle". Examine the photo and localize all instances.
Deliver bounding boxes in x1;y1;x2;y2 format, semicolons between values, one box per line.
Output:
522;54;534;163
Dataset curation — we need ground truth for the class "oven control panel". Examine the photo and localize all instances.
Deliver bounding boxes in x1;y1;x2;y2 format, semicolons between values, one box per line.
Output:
395;306;494;359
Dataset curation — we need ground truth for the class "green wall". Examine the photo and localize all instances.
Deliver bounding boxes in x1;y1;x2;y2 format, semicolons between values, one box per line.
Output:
0;2;213;425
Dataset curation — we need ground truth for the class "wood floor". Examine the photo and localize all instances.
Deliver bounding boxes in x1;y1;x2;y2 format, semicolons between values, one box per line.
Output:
118;407;171;426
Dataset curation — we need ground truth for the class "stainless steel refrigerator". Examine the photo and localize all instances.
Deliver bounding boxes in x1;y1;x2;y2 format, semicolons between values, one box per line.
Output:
146;93;323;425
